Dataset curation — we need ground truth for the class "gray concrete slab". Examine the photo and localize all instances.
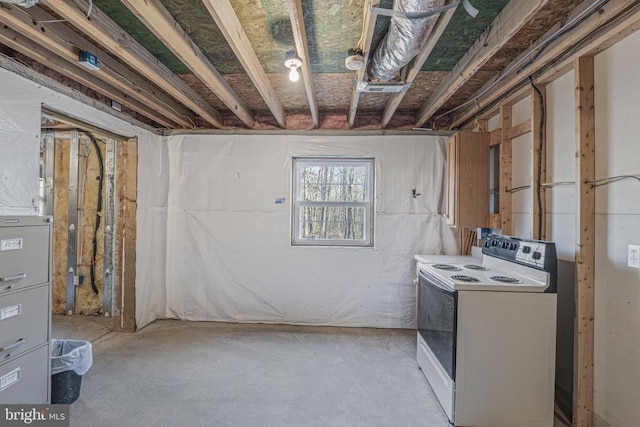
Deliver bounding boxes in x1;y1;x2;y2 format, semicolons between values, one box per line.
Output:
51;318;569;427
52;314;112;343
64;320;450;427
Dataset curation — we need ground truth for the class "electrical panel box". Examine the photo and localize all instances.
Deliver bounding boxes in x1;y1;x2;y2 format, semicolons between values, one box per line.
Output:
0;216;52;404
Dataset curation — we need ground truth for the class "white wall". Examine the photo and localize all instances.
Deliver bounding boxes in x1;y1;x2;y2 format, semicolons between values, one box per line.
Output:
142;133;458;329
0;67;164;328
545;31;640;427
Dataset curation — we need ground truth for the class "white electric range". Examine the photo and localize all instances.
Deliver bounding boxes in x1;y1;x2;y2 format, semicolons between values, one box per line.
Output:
414;235;557;427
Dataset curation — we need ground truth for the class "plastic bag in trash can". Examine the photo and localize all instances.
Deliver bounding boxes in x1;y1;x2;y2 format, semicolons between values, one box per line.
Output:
51;340;93;376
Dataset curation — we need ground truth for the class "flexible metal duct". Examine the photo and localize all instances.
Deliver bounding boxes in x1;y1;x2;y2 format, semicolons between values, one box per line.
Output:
369;0;444;82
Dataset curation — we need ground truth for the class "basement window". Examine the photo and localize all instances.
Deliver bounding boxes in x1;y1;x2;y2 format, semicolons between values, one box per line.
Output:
292;157;374;247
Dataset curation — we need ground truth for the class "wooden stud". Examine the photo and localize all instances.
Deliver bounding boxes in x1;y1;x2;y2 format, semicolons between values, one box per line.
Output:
121;0;255;128
286;0;319;128
507;119;532;140
113;138;137;332
537;3;640;84
489;128;502;146
201;0;285;128
40;0;224;128
348;0;380;128
0;27;177;128
380;0;457;128
415;0;550;127
531;85;547;240
499;105;512;235
574;56;596;427
0;4;192;128
489;213;502;229
450;0;638;128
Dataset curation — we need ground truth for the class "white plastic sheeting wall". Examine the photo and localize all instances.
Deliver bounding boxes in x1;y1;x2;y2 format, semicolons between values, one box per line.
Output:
137;134;458;329
0;95;40;215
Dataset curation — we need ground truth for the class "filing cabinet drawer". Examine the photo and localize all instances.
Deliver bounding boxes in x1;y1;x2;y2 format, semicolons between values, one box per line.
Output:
0;285;49;361
0;225;50;294
0;345;49;404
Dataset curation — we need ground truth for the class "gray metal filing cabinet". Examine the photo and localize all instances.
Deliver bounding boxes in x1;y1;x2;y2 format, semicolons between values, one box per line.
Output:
0;216;52;404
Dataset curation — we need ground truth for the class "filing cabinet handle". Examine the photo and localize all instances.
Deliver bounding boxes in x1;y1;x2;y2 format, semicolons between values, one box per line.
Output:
0;273;27;282
0;338;25;353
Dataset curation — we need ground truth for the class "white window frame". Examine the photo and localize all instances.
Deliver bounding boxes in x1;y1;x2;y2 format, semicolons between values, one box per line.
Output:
292;156;374;247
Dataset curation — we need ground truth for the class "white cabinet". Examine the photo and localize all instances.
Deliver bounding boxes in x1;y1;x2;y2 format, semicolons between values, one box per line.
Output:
0;216;51;404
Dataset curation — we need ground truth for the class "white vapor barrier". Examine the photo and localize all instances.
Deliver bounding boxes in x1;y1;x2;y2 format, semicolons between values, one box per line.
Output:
0;99;40;215
139;134;459;329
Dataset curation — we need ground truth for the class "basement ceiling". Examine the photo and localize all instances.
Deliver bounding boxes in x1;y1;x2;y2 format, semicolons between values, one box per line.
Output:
0;0;595;130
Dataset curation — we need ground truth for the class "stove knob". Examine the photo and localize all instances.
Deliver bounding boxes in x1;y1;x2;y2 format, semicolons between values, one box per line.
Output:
484;241;490;248
522;246;531;254
502;242;509;249
532;251;542;260
509;243;517;250
491;240;498;247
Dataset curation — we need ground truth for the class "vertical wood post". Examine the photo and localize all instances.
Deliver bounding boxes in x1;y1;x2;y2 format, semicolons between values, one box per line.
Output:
531;84;547;240
500;105;513;235
574;56;596;427
113;138;137;332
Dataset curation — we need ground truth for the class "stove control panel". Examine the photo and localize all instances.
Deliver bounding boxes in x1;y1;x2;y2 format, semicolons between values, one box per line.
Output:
482;234;557;272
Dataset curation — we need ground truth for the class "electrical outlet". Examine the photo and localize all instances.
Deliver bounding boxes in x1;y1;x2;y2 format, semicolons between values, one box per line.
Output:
628;244;640;268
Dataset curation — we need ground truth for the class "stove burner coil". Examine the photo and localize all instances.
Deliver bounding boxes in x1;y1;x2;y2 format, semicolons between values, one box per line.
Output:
490;276;522;284
433;264;462;271
451;275;480;282
464;264;488;271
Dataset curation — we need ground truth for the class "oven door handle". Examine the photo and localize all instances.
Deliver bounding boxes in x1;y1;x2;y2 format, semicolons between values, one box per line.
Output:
418;270;455;295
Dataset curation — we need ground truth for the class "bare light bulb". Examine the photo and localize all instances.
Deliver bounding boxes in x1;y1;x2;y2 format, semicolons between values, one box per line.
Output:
288;66;300;82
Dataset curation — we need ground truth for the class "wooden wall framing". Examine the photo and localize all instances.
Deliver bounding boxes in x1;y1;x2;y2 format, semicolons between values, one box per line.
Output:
574;56;596;427
113;138;138;332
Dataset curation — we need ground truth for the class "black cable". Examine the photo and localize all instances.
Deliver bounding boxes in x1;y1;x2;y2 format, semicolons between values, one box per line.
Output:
517;0;611;74
80;131;103;295
529;76;545;240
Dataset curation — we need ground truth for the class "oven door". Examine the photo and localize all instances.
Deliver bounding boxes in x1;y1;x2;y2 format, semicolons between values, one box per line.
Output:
417;269;457;380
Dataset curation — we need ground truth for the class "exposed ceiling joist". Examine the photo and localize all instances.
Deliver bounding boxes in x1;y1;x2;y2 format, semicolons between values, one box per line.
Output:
0;4;192;127
286;0;319;128
451;0;639;128
380;0;457;128
201;0;286;128
120;0;255;129
416;0;551;127
348;0;380;129
0;25;177;128
39;0;224;128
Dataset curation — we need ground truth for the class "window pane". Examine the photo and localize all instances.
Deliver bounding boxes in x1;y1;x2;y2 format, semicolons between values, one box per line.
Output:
299;165;367;202
300;206;365;240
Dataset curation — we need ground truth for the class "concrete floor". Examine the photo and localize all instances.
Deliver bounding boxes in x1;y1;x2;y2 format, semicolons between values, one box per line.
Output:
51;317;568;427
52;318;450;427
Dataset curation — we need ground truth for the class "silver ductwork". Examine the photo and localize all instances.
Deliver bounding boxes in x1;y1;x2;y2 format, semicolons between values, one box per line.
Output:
369;0;445;82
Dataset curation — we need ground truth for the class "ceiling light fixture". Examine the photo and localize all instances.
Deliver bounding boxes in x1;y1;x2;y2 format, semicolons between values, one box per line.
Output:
284;51;302;82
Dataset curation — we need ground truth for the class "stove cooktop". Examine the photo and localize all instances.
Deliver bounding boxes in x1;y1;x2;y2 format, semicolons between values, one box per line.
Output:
420;261;549;292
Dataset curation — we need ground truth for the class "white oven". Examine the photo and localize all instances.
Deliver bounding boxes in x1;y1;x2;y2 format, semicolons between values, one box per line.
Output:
415;235;557;427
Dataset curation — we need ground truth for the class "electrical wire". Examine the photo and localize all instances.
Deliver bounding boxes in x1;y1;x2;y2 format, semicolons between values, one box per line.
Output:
530;76;545;239
506;185;531;194
541;181;575;187
587;175;640;187
79;130;103;296
433;0;606;124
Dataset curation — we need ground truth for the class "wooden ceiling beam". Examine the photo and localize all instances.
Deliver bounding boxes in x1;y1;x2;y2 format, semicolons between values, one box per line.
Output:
0;25;177;128
120;0;254;129
39;0;224;128
0;3;192;128
450;0;639;128
416;0;551;128
286;0;319;128
201;0;286;128
348;0;380;129
380;0;455;128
